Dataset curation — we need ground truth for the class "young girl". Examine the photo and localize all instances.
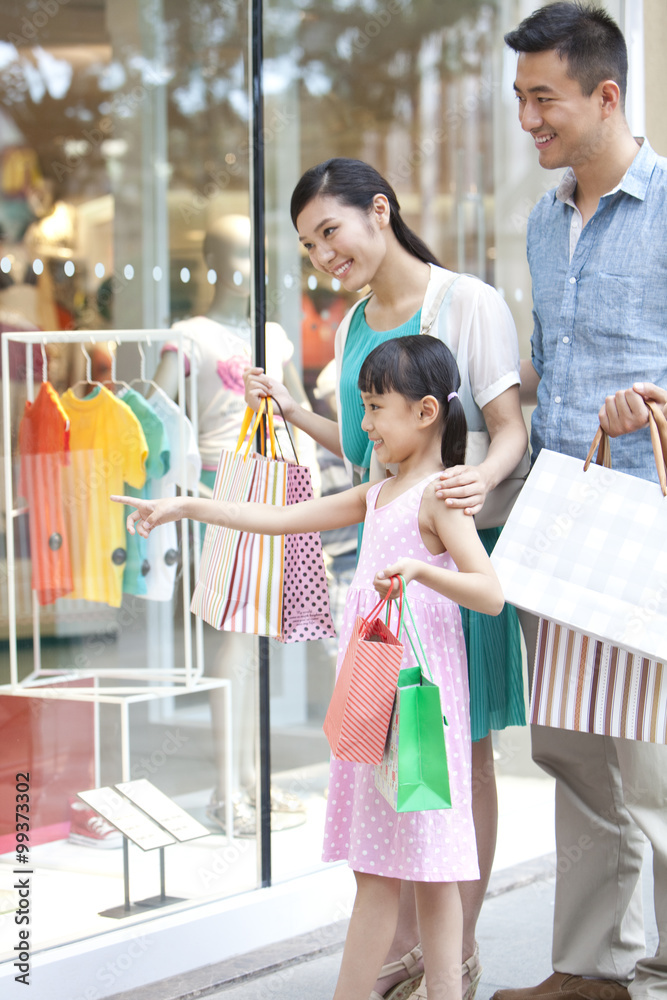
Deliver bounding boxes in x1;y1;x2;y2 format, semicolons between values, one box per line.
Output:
112;335;504;1000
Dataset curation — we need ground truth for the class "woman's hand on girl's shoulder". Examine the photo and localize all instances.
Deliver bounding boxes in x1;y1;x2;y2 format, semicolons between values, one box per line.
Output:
435;464;490;517
243;366;295;419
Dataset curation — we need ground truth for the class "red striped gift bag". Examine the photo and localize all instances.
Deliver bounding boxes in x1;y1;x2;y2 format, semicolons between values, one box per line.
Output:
323;590;405;763
531;619;667;743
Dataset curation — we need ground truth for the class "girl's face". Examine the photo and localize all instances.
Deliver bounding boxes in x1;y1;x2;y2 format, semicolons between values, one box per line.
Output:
360;389;421;466
296;193;389;292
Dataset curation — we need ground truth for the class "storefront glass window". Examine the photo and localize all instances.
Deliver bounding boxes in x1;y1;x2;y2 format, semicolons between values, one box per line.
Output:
0;0;262;956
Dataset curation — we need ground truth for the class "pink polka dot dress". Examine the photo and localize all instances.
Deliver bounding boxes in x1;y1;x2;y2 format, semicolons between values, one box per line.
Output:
323;473;479;883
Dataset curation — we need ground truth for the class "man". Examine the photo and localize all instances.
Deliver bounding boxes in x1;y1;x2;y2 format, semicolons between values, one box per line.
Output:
496;6;667;1000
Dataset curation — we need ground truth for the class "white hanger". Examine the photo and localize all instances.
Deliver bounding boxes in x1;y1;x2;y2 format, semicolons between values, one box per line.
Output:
104;341;131;394
69;341;103;397
130;339;173;404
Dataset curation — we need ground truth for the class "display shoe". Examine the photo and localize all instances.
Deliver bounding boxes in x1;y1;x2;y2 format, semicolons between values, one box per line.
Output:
248;785;307;814
247;786;307;830
463;943;483;1000
206;796;258;838
68;800;122;849
491;973;632;1000
370;944;424;1000
206;793;306;837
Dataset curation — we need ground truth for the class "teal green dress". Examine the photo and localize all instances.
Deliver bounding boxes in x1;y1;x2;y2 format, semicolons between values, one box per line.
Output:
339;303;525;742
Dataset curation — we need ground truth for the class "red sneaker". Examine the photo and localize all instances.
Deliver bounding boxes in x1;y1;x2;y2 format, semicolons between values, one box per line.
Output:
68;799;122;849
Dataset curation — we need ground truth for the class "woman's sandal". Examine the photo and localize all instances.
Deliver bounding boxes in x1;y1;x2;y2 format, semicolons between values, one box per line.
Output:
369;944;424;1000
404;942;483;1000
462;942;483;1000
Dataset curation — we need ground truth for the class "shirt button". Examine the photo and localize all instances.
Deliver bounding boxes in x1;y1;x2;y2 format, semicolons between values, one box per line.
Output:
555;396;562;404
569;277;576;284
562;336;569;344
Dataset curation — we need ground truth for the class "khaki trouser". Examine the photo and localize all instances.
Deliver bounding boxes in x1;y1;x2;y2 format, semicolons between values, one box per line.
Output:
518;610;667;1000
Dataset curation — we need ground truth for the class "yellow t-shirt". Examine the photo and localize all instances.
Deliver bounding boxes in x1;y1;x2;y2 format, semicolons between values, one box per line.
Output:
60;386;147;607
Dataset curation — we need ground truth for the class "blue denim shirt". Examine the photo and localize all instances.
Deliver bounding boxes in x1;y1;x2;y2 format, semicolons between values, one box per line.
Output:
527;138;667;483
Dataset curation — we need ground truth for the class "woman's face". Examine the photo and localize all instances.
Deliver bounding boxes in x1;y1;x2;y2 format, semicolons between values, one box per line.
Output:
296;193;388;292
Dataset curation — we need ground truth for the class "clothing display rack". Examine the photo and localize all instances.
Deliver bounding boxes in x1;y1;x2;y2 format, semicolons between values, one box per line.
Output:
0;329;232;835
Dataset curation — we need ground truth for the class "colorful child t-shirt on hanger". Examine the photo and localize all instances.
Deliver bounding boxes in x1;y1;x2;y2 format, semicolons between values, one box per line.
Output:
116;387;170;598
60;385;147;607
135;390;201;602
18;381;74;605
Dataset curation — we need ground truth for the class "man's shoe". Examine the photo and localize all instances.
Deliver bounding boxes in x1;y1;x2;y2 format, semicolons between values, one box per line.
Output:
492;973;631;1000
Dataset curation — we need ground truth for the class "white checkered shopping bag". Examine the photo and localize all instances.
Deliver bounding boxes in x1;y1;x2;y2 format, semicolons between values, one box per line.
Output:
491;405;667;664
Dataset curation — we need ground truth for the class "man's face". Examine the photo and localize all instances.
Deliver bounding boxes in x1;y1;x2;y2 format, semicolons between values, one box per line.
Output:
513;49;607;171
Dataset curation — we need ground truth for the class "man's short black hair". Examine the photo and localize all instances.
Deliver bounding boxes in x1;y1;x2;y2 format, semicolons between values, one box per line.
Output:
504;2;628;106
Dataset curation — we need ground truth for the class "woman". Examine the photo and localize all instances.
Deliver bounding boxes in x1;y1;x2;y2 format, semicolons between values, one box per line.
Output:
244;158;528;1000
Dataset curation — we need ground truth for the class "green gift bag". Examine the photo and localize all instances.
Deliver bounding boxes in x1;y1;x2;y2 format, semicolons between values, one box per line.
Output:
374;584;451;813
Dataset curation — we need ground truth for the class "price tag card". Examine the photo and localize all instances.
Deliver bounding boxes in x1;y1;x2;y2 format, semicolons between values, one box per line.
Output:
115;780;209;842
77;787;176;852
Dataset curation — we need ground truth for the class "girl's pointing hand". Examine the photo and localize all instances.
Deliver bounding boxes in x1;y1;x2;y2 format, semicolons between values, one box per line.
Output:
110;495;183;538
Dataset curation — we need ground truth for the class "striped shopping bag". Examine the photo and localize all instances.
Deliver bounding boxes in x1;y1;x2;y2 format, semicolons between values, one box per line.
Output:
323;589;405;763
531;619;667;743
190;402;286;637
191;400;335;642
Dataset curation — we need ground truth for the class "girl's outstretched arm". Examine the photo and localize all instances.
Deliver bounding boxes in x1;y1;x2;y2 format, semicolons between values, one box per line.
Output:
374;487;504;616
111;483;369;540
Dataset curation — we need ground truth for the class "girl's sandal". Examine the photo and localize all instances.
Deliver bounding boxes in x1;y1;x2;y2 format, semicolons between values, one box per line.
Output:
404;943;483;1000
369;944;424;1000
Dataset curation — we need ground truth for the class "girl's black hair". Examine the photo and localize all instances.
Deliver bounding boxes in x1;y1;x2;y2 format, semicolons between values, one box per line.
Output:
358;336;467;470
290;158;441;267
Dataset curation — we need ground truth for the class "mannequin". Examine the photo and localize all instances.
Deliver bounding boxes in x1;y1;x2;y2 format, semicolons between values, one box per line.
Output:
153;214;308;836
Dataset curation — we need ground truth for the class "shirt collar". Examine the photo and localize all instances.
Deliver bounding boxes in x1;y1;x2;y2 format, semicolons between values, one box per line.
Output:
555;137;656;207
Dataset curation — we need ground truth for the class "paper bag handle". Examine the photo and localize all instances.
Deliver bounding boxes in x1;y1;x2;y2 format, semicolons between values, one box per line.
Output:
378;576;436;685
646;400;667;497
583;426;611;470
234;398;277;461
584;402;667;497
362;576;404;639
400;588;435;684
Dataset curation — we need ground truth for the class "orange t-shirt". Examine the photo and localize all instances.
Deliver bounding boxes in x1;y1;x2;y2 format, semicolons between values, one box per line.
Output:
19;382;74;605
60;386;147;608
